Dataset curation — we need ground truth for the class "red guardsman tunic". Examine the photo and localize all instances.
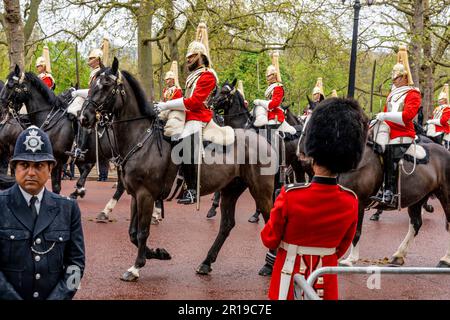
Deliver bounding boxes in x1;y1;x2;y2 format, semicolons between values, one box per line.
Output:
265;83;285;123
261;176;358;300
183;68;216;123
432;104;450;134
38;72;55;90
384;87;421;139
163;86;183;102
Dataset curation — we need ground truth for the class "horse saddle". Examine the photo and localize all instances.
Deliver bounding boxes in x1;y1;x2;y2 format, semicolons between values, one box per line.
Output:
203;120;235;146
403;141;429;164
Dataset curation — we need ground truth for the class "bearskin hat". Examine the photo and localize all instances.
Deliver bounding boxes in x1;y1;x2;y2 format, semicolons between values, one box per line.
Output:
305;98;368;174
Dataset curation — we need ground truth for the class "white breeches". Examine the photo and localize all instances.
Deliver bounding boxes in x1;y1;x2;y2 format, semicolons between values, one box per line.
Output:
180;120;206;139
67;96;86;117
373;121;413;152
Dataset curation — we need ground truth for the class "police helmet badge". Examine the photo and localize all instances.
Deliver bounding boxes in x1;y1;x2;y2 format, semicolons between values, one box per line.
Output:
23;129;44;153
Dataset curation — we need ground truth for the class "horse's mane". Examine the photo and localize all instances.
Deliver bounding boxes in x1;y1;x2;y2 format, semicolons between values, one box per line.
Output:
7;71;65;108
120;70;156;118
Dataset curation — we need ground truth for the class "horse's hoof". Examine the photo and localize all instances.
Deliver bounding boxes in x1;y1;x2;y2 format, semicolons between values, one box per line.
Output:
370;213;380;221
339;259;354;267
248;214;260;224
389;256;405;266
96;212;109;223
258;264;272;276
196;263;212;275
206;208;217;219
151;217;159;225
436;260;450;268
120;271;139;282
69;192;78;200
423;204;434;213
78;190;86;198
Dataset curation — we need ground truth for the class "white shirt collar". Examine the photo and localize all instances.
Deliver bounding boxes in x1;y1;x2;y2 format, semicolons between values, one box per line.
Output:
18;186;45;206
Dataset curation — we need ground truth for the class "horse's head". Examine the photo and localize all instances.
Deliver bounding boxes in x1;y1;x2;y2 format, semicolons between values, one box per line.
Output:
0;65;30;113
212;79;239;113
81;57;123;128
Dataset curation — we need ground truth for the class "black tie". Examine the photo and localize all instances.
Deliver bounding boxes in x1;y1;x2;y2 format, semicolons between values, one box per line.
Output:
30;196;38;224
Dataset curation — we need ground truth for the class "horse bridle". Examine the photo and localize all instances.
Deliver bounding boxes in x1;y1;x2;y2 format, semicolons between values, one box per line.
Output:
213;84;252;124
82;71;126;117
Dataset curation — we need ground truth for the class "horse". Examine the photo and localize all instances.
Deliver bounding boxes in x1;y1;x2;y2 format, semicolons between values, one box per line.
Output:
331;128;450;268
80;58;276;281
0;66;114;200
206;79;308;221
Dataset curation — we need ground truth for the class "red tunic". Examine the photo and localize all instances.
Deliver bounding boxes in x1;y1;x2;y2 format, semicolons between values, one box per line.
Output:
433;105;450;134
183;71;215;122
383;89;421;139
163;86;183;102
39;73;55;90
261;176;358;300
267;85;285;123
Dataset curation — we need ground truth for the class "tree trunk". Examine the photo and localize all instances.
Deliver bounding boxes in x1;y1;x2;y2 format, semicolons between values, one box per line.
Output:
409;0;423;88
3;0;25;71
166;0;179;63
137;0;154;100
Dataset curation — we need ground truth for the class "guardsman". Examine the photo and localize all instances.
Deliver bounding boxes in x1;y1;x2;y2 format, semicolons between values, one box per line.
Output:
155;22;218;205
36;46;55;91
163;61;183;102
261;98;367;300
253;52;296;134
68;39;109;161
370;45;421;208
0;126;85;300
301;78;325;124
426;84;450;149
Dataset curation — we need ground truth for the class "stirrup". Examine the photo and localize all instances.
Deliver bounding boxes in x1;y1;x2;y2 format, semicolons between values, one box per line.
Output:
177;189;197;205
65;147;86;161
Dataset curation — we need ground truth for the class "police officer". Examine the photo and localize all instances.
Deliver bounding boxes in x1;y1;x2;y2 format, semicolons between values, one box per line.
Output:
0;126;85;300
261;98;367;300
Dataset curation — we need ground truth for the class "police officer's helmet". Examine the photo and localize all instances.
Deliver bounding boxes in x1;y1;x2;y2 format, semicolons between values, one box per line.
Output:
10;126;56;164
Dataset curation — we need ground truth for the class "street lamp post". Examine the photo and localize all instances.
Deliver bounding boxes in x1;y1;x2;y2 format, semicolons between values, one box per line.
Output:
344;0;374;98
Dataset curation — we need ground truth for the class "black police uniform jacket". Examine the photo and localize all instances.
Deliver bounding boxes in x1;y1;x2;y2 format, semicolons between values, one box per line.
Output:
0;184;85;300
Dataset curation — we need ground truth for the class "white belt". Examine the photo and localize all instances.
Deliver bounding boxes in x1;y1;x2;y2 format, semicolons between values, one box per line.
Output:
388;136;413;144
278;241;336;300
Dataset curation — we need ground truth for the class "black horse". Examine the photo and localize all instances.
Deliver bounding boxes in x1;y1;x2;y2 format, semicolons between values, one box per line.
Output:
207;79;307;224
80;58;276;281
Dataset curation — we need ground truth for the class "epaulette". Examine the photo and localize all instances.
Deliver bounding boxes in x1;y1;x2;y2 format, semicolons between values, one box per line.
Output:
338;184;358;199
285;182;310;192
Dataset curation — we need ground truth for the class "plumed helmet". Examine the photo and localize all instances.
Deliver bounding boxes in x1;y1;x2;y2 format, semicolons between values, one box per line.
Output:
11;126;56;164
312;77;324;96
391;45;413;85
165;61;180;86
42;46;52;73
186;22;211;63
266;65;277;77
438;84;448;103
101;38;110;66
305;98;368;174
237;80;245;99
35;57;46;68
88;48;103;60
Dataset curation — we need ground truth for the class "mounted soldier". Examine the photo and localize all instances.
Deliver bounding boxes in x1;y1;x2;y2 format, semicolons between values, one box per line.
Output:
67;38;109;160
426;84;450;149
253;52;296;135
36;46;55;91
155;22;221;205
301;77;325;124
370;45;421;208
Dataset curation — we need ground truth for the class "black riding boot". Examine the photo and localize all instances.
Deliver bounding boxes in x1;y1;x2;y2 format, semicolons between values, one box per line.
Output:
67;120;89;161
177;163;198;204
178;134;198;205
370;144;402;208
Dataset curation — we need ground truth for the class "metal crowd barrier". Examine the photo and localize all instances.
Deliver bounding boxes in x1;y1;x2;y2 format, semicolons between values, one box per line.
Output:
293;266;450;300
